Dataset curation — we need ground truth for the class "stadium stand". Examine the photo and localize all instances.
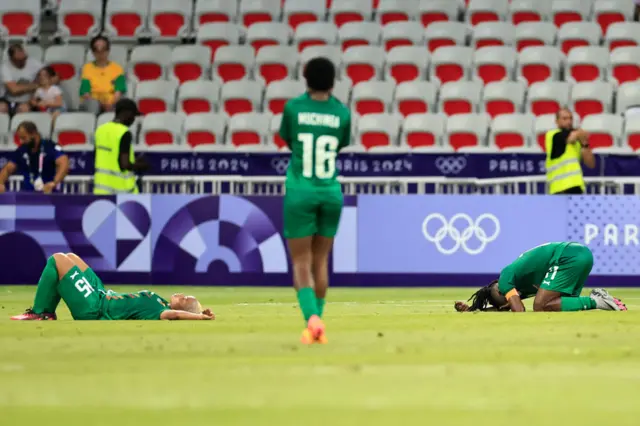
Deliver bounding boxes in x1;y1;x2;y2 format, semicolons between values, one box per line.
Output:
1;0;640;158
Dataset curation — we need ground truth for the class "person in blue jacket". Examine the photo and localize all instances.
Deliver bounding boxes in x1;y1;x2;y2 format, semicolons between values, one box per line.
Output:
0;120;69;193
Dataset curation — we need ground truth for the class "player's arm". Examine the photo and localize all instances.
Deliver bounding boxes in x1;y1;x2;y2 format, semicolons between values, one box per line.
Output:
498;272;526;312
53;152;70;186
505;289;526;312
278;103;292;148
117;131;149;173
160;309;214;320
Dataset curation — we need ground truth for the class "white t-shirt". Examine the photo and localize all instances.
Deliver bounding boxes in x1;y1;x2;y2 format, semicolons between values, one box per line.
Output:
34;85;66;110
1;57;43;103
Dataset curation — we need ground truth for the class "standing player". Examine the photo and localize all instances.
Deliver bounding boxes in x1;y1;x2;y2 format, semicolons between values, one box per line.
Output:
11;253;214;320
279;57;351;344
454;242;627;312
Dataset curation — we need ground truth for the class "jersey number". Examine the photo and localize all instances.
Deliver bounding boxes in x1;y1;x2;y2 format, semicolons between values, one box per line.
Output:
542;266;559;285
298;133;339;179
75;277;94;298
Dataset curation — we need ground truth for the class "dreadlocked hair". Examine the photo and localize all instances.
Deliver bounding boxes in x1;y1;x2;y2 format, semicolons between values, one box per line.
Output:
466;280;499;311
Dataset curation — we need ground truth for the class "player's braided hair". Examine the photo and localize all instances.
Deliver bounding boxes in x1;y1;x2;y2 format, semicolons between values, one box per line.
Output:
466;280;499;311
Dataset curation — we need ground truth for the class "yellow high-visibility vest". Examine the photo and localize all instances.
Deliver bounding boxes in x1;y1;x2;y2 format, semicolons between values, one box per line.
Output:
545;129;585;194
93;122;138;195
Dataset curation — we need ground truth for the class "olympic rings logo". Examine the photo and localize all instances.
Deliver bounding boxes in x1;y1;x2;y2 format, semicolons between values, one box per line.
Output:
421;213;501;255
270;157;290;174
435;157;467;175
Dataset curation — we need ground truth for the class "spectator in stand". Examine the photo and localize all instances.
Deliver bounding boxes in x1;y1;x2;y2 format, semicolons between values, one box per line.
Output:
30;66;66;126
0;44;48;115
80;36;127;115
0;121;69;194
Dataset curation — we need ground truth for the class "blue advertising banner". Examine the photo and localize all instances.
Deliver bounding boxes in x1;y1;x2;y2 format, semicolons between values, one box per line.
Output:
567;196;640;276
0;149;625;178
357;195;567;273
2;194;640;286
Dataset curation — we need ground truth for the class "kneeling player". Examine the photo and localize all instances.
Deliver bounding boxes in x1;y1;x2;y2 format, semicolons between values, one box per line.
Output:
455;242;627;312
11;253;214;320
279;57;351;344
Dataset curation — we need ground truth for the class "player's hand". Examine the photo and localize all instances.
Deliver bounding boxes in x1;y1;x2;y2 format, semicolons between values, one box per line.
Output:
201;310;215;320
42;182;56;194
455;301;470;312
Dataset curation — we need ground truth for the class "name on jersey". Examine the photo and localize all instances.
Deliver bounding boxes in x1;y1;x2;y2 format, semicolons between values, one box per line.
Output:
298;113;340;128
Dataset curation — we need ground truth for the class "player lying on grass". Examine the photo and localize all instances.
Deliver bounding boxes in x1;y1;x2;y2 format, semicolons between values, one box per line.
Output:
279;56;351;344
11;253;215;320
455;242;627;313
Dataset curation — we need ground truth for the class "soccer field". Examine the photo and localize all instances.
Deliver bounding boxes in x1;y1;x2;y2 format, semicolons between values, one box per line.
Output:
1;286;640;426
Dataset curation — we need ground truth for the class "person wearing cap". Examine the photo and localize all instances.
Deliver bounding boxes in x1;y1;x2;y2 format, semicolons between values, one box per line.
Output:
0;120;69;193
93;98;148;194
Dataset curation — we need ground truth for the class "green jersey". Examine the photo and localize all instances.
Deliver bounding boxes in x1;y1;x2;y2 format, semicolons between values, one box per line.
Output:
102;290;170;320
498;242;571;299
279;93;351;189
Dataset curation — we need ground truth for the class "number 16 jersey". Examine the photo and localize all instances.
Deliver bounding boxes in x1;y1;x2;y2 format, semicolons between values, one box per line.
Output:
279;93;351;189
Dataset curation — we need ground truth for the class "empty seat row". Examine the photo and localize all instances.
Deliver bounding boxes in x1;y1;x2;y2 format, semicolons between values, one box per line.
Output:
4;110;640;155
192;20;640;59
29;0;639;43
126;77;640;121
33;42;640;91
350;112;640;152
1;0;635;43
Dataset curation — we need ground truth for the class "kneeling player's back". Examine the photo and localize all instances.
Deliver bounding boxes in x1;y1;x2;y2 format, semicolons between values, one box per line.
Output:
279;93;351;188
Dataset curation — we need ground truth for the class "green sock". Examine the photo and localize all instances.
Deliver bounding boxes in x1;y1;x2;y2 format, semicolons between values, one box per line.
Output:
561;296;596;311
297;287;318;321
317;298;326;317
33;256;61;314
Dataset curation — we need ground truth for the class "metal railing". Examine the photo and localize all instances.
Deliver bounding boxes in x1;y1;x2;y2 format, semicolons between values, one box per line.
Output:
7;175;639;195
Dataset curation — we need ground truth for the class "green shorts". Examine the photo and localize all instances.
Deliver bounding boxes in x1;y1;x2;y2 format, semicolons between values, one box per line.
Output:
59;266;105;320
283;187;343;239
544;244;594;297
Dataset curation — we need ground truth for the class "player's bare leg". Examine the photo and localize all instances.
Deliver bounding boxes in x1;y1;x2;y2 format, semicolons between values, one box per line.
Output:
65;253;90;271
288;237;324;344
11;253;75;320
534;287;625;311
532;289;563;312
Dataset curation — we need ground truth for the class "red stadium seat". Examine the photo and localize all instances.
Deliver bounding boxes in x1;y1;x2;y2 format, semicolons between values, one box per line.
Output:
566;47;608;83
343;46;384;84
255;46;297;84
419;1;457;28
140;113;184;148
221;81;263;116
1;0;39;38
482;82;526;118
357;114;401;150
184;114;226;148
196;23;243;61
527;82;570;116
402;114;446;148
283;0;324;30
376;0;416;25
228;113;270;147
394;82;437;117
135;81;178;115
439;82;482;116
431;46;473;85
330;0;372;28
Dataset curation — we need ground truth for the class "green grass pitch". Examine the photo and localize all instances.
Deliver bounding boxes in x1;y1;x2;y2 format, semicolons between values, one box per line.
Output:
2;286;640;426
